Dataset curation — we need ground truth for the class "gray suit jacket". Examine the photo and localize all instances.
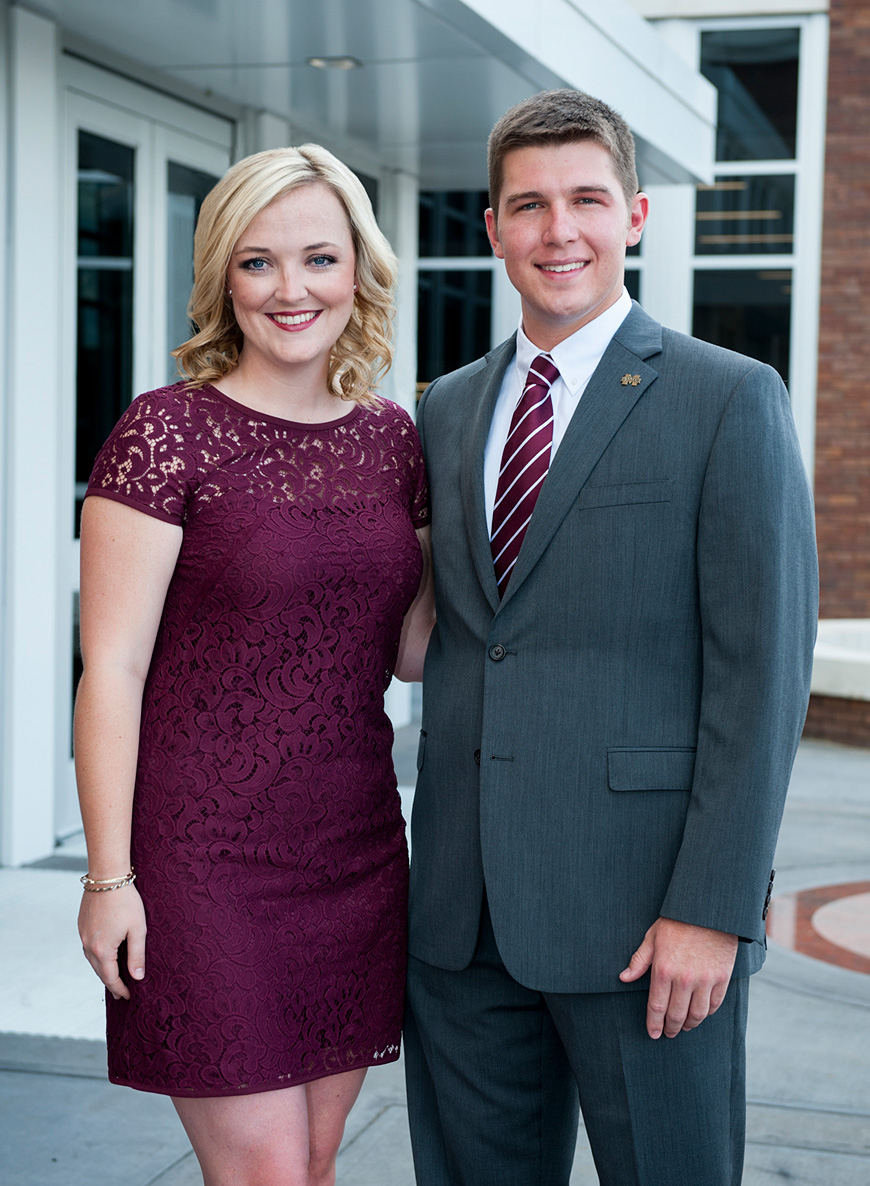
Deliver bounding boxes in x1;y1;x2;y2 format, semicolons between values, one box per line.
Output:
409;303;818;994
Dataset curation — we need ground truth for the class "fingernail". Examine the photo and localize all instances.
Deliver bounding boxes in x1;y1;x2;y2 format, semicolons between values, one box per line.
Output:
133;968;144;978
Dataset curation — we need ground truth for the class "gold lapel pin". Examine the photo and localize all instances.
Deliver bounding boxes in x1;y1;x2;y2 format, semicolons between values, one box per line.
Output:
620;373;641;386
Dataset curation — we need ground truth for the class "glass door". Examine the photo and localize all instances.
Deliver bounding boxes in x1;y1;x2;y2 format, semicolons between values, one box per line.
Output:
166;162;219;381
75;131;136;530
58;80;230;839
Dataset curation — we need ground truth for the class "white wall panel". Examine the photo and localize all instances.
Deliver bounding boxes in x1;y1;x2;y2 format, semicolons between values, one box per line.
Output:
3;8;62;864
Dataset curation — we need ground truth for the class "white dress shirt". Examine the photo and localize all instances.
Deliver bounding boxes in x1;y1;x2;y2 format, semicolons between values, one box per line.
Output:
484;289;633;532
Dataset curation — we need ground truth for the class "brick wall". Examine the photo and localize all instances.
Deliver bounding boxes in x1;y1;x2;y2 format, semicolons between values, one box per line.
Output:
814;0;870;619
804;694;870;748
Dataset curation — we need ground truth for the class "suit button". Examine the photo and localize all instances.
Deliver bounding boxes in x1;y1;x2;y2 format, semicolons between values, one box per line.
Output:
474;750;481;765
488;644;506;661
762;869;776;919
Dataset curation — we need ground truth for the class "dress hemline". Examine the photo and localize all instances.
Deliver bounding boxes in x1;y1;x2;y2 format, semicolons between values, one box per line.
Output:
107;1044;401;1098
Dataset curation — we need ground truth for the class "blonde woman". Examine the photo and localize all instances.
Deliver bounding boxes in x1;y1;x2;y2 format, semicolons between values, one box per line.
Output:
76;145;433;1186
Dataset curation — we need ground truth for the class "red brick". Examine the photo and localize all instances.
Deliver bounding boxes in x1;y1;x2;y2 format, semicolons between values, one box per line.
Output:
815;1;870;619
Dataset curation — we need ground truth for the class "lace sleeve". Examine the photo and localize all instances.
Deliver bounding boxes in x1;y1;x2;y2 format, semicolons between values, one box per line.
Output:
85;387;200;525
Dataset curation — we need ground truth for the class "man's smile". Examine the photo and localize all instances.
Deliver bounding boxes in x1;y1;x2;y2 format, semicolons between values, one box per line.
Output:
537;262;588;274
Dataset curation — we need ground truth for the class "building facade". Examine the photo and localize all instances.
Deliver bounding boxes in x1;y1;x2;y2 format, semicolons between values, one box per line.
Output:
1;0;865;866
634;0;870;750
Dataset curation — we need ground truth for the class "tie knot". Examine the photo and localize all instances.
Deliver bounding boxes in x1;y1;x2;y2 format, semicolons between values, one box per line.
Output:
527;354;560;392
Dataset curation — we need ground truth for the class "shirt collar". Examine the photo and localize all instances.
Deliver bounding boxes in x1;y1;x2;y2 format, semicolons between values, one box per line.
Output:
515;289;633;397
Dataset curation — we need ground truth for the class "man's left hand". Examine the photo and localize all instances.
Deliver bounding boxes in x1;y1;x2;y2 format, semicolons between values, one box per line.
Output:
619;918;739;1039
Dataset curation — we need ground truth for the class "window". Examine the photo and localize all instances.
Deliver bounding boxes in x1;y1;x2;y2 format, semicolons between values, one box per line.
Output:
417;190;494;390
695;174;794;257
419;191;491;258
417;269;492;387
694;268;791;382
166;162;218;380
692;26;801;386
75;132;135;526
701;28;800;162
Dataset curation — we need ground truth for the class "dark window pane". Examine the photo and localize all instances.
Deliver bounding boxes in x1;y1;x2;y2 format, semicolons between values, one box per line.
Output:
417;270;492;385
695;174;794;255
75;132;135;533
625;269;640;303
167;162;219;374
78;131;134;257
76;267;134;496
419;191;491;257
701;28;800;161
693;268;791;384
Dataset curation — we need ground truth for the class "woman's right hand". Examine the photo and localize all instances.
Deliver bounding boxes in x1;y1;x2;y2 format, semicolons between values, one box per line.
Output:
75;498;181;1003
78;885;147;1001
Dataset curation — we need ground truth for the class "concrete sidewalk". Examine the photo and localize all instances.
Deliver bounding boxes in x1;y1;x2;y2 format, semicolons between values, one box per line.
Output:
2;734;869;1184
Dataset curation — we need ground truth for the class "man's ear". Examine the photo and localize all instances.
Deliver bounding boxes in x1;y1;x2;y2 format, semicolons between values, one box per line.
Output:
626;192;649;247
485;208;505;260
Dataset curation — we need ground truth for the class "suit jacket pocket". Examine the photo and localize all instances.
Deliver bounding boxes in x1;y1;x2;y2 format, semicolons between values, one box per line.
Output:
577;479;672;510
607;746;696;791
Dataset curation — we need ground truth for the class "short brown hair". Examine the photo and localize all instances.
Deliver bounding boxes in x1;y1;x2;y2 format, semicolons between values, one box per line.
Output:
173;145;397;404
488;89;639;215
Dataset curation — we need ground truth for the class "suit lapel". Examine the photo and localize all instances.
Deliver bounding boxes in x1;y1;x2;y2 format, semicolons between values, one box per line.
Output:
459;336;517;613
498;306;663;611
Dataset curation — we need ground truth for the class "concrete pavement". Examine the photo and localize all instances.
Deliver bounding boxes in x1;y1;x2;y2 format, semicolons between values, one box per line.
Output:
2;733;869;1184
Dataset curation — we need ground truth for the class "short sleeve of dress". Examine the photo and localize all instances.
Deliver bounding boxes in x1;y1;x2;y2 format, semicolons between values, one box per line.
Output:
85;388;199;525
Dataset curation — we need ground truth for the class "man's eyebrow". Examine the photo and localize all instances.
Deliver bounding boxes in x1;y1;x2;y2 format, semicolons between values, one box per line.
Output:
503;190;545;206
503;185;613;206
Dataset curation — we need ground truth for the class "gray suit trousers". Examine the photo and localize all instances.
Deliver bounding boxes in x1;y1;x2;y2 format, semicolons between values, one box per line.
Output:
405;900;748;1186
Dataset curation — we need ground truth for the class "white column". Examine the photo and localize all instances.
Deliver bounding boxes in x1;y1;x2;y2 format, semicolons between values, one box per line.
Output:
640;184;696;335
378;168;420;728
378;168;419;417
0;0;11;863
1;8;62;864
789;13;830;482
638;17;697;337
248;110;294;154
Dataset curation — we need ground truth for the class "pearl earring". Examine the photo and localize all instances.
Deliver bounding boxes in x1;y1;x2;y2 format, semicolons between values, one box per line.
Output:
353;284;358;292
227;288;233;297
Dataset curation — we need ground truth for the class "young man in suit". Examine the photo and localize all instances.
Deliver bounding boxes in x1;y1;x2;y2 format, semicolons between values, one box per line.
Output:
404;89;818;1186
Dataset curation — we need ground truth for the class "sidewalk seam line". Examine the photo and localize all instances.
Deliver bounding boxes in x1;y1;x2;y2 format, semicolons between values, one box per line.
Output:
747;1097;870;1119
336;1102;404;1156
141;1150;197;1186
747;1138;870;1160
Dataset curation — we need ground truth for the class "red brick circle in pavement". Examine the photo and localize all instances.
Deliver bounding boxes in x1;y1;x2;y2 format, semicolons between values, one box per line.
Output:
765;880;870;975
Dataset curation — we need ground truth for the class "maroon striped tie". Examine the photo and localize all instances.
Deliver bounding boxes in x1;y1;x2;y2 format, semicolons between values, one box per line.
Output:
490;354;558;595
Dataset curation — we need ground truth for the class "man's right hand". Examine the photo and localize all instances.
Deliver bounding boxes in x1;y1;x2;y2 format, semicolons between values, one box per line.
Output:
619;916;738;1039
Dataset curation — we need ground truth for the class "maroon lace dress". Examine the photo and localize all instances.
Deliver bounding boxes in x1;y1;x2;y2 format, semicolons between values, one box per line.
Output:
86;383;428;1097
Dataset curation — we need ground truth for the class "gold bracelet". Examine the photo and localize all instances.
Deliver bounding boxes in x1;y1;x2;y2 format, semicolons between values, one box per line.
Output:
80;869;136;892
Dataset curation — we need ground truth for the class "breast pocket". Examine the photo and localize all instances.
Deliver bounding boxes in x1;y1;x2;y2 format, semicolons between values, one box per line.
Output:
577;479;672;510
607;746;696;791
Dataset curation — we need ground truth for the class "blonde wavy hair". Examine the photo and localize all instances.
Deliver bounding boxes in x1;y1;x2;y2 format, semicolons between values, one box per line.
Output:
173;145;397;403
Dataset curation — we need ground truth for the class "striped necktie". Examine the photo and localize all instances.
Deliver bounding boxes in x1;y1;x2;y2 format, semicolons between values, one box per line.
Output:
490;353;558;596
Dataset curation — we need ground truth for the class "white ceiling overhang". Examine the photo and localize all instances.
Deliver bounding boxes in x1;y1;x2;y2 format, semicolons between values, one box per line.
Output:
38;0;716;188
